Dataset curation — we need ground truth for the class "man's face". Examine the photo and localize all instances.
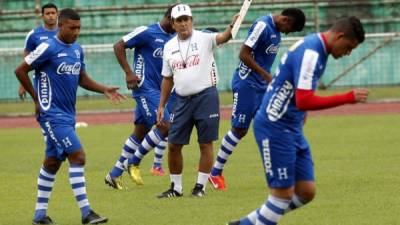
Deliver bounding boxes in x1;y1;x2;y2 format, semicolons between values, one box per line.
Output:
172;16;193;39
277;17;295;35
42;8;58;27
331;33;359;59
59;19;81;43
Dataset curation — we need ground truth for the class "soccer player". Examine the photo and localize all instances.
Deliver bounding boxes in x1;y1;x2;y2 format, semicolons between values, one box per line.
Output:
19;3;59;100
228;16;368;225
209;8;306;190
15;8;125;224
105;4;177;189
156;3;238;198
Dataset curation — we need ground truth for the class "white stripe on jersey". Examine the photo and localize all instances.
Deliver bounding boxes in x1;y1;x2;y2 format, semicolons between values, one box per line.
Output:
24;29;34;50
297;49;319;90
25;42;50;65
122;26;148;43
244;21;267;48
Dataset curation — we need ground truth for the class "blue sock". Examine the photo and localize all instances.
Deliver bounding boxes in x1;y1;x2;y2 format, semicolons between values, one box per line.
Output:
69;164;91;218
128;129;164;166
256;195;290;225
153;138;167;167
33;167;56;221
109;134;140;178
211;130;241;176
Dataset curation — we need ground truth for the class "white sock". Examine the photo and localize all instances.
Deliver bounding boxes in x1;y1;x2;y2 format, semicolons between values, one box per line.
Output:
170;174;182;193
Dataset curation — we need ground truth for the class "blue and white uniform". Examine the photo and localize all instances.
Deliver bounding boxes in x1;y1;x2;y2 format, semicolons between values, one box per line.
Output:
231;14;281;129
25;37;85;160
123;23;175;128
253;33;328;188
25;25;58;52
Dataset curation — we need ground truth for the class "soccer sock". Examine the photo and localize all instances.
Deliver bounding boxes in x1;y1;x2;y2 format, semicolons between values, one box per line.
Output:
69;164;91;218
109;134;140;178
196;172;209;190
210;130;241;176
256;195;290;225
33;167;56;221
129;128;164;166
170;174;183;193
285;194;306;214
153;139;167;167
239;209;259;225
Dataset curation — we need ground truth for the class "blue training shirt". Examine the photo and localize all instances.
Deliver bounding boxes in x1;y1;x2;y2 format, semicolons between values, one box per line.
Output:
232;14;281;91
25;37;85;125
123;23;174;97
24;25;58;52
255;33;328;132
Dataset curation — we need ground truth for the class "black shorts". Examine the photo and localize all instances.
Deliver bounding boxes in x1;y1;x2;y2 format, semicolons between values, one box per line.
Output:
168;87;219;145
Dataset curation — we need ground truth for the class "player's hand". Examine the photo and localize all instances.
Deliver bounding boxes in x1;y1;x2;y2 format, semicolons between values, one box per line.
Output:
126;72;140;90
104;86;127;103
18;85;27;100
157;107;165;126
353;88;369;103
34;100;40;120
230;13;240;27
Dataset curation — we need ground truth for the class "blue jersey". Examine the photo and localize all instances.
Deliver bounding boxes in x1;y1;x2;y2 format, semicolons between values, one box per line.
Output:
123;23;174;97
25;37;85;125
232;14;281;91
255;33;328;131
24;25;58;52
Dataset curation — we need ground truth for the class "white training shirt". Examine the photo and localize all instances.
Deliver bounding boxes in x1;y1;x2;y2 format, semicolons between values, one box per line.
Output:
162;30;219;96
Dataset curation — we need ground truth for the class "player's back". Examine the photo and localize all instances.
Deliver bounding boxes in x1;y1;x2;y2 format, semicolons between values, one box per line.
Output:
232;14;281;91
27;37;84;124
123;23;175;96
254;33;329;132
25;25;58;52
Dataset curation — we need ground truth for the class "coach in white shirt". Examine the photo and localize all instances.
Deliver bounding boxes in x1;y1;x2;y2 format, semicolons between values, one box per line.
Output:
157;3;238;198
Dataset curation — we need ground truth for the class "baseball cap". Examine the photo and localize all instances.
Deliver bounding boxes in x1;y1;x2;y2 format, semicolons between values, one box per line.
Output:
171;4;192;19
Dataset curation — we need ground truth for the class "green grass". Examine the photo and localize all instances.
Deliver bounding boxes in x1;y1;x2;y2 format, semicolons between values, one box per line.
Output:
1;86;399;115
1;116;400;225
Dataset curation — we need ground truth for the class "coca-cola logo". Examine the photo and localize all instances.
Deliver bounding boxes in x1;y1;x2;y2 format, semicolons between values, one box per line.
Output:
265;44;279;54
171;54;200;70
153;48;163;58
56;62;81;75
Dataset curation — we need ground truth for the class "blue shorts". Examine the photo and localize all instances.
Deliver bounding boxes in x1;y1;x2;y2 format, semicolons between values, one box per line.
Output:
39;121;82;161
133;91;170;128
169;87;219;145
253;121;314;188
231;82;265;129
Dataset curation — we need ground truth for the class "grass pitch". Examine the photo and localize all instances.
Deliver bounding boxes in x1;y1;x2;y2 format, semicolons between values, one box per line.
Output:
1;116;400;225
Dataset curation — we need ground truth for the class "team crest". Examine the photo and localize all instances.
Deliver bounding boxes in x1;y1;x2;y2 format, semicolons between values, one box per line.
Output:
74;50;80;59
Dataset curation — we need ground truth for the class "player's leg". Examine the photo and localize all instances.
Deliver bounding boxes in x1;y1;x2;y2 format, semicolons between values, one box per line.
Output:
58;125;107;224
210;83;261;190
32;126;62;224
285;136;316;213
158;95;193;198
151;139;167;176
193;87;219;196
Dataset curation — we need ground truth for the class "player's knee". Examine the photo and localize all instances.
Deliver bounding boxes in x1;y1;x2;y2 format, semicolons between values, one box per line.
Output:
232;127;248;138
68;150;86;165
297;187;316;203
43;158;61;173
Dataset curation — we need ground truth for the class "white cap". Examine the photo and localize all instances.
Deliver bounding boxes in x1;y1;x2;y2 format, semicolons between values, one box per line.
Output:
171;4;192;19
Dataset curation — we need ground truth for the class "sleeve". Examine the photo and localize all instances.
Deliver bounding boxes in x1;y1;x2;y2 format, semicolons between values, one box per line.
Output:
80;47;86;72
122;26;148;49
244;21;267;50
294;49;356;110
161;46;172;77
24;29;35;52
24;42;52;69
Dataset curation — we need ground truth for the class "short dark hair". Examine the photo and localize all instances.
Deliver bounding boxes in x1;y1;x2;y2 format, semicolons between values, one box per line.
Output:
164;3;179;18
58;8;80;22
41;3;58;15
281;8;306;32
331;16;365;43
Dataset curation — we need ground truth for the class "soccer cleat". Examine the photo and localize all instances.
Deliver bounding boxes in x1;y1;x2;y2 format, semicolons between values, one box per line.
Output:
157;183;183;198
208;174;226;190
150;166;165;176
104;174;127;190
227;220;240;225
82;210;108;224
32;216;55;224
123;160;143;185
191;183;205;197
